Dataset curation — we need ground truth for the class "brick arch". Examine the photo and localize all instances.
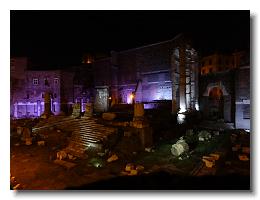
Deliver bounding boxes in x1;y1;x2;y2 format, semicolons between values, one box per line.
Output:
203;82;229;96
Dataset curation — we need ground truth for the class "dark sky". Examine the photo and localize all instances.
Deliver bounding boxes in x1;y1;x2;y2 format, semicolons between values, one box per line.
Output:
10;10;250;68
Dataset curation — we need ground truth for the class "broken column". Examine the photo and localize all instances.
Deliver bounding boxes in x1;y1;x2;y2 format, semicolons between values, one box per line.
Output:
83;103;93;118
41;92;53;118
171;138;189;157
22;127;32;145
133;103;145;121
71;103;81;118
131;103;153;148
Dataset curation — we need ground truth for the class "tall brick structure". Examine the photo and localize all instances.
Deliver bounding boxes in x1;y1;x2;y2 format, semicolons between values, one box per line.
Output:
93;34;199;114
199;51;250;130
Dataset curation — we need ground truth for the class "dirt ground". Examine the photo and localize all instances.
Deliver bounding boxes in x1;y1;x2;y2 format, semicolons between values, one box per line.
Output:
10;123;250;190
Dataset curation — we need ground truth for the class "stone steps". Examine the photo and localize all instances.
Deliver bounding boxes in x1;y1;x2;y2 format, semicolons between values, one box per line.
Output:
33;116;117;157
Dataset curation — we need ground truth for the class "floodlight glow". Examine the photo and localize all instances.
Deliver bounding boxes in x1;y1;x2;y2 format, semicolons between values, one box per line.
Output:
195;103;199;111
177;113;185;124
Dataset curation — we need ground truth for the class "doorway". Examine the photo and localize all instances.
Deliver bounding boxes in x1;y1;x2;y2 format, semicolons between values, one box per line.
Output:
208;87;224;120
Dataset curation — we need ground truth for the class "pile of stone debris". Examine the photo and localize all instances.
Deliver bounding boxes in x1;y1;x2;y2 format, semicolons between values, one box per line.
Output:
10;175;22;190
230;130;250;162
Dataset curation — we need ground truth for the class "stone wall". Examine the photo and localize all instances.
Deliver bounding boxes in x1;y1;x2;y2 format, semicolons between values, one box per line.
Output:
12;69;74;118
235;66;250;129
199;70;236;122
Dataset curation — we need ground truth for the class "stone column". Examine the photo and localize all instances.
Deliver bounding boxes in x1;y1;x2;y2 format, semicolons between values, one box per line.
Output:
171;48;178;114
83;103;93;117
179;45;186;113
133;103;145;121
44;92;51;114
41;92;53;118
131;103;153;148
71;103;81;118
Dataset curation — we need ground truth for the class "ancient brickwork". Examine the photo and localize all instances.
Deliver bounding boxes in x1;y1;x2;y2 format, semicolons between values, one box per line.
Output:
235;66;250;129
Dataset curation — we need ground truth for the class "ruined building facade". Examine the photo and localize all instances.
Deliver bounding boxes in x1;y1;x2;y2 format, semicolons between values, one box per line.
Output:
10;57;75;118
199;51;250;130
93;35;199;114
10;35;200;118
11;35;250;131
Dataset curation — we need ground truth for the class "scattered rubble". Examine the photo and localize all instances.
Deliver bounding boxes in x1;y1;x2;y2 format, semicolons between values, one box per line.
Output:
67;154;76;160
171;137;189;157
10;175;22;190
198;130;211;141
57;150;67;160
37;141;45;146
209;153;220;160
122;163;145;176
89;157;104;168
129;169;138;176
25;137;32;145
13;183;21;190
202;152;220;168
238;154;249;161
136;165;145;172
107;154;118;163
144;147;152;152
125;163;135;172
17;126;23;135
202;157;215;168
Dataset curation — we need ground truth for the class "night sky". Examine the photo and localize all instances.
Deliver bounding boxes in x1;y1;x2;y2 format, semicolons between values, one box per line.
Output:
10;10;250;69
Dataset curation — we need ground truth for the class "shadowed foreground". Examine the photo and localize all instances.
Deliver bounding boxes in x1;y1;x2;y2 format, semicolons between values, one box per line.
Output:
66;171;250;190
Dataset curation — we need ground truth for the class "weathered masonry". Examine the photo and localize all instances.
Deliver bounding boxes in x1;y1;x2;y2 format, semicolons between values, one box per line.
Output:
93;34;199;114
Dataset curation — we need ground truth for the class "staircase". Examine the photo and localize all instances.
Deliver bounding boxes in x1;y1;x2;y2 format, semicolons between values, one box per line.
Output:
33;116;117;157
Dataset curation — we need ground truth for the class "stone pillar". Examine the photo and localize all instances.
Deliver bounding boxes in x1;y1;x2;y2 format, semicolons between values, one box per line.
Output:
71;103;81;118
14;103;18;118
83;103;93;117
171;48;178;114
133;103;145;121
179;45;186;113
44;92;51;114
41;92;53;118
131;103;152;148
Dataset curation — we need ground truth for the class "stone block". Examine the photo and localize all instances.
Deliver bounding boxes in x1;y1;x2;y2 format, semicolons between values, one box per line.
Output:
238;154;249;161
107;154;118;162
136;165;144;172
84;103;93;117
25;137;32;145
171;139;189;157
129;169;138;176
198;130;211;141
202;158;215;168
125;163;135;172
102;112;116;121
57;150;67;160
17;127;23;135
37;141;45;146
134;103;144;118
209;153;220;160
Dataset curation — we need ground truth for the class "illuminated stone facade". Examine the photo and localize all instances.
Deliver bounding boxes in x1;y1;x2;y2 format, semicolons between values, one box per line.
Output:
199;51;250;130
200;53;235;75
93;34;199;113
10;59;74;118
